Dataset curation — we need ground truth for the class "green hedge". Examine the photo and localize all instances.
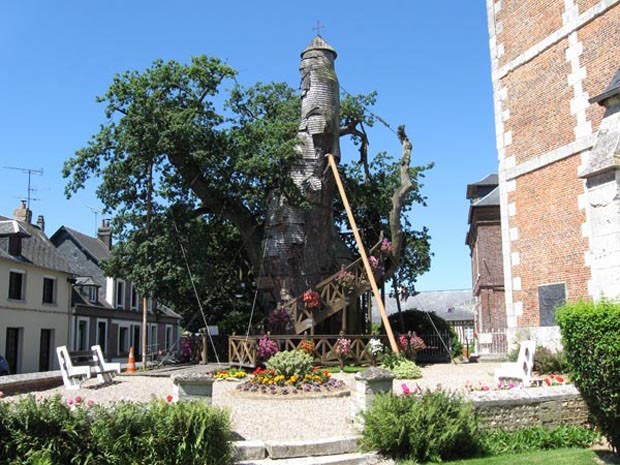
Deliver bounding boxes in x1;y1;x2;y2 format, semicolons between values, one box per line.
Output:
557;300;620;454
0;396;233;465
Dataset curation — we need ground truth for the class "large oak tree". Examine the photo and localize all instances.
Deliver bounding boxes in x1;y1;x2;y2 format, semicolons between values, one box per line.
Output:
63;56;432;332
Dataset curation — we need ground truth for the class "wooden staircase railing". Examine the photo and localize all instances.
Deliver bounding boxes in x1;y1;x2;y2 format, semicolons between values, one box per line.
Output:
281;238;384;334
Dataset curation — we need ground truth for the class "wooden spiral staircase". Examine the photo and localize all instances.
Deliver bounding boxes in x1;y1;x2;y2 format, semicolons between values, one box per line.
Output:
280;239;384;334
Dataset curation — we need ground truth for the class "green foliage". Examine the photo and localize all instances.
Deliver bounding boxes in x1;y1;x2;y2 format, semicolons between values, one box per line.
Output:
381;309;463;359
266;350;314;378
479;426;600;456
533;346;567;374
507;344;568;374
391;359;423;379
381;354;423;379
362;391;479;462
557;300;620;453
0;396;233;465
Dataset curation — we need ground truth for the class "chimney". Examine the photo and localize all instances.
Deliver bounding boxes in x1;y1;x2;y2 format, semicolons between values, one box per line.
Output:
97;219;112;249
36;215;45;232
13;200;32;224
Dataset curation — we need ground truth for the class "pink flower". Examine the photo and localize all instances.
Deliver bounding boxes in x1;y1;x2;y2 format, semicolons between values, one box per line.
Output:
166;395;173;403
75;396;82;404
66;398;74;405
87;400;95;407
481;385;490;391
0;391;4;399
401;384;411;395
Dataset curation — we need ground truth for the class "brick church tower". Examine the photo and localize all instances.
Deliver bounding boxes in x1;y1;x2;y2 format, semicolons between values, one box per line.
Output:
486;0;620;347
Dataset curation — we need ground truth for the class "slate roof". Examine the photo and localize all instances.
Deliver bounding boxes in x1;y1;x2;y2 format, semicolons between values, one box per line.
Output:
466;174;498;199
372;289;475;323
0;216;73;274
0;220;30;237
590;67;620;105
472;186;500;207
51;226;111;264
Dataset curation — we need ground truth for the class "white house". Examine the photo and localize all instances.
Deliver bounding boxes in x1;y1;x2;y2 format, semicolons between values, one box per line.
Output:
0;203;74;374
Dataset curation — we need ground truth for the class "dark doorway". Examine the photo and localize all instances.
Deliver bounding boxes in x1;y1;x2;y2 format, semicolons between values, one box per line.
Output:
133;326;140;357
39;329;53;371
5;328;21;374
97;321;107;355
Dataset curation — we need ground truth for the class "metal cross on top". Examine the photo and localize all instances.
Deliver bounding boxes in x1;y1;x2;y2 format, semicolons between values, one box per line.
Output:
313;20;325;35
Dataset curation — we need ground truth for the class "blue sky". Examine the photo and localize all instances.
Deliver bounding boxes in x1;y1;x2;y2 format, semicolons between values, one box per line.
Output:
0;1;497;291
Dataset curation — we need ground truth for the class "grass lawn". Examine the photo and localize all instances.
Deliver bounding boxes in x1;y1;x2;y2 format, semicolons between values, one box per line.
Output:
425;449;600;465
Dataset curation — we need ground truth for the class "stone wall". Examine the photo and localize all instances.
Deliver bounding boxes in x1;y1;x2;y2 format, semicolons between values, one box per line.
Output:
470;385;589;430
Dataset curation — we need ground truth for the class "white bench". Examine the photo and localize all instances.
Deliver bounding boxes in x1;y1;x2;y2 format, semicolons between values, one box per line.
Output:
91;345;121;383
495;340;536;387
56;345;120;390
56;346;92;390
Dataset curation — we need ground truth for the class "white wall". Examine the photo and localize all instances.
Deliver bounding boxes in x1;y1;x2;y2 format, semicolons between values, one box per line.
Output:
0;259;71;373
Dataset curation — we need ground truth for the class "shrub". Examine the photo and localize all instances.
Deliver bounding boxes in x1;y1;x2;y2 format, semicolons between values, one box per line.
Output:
479;425;600;456
0;396;233;465
391;359;422;379
362;391;479;462
381;309;463;359
266;350;313;379
534;346;567;374
557;300;620;453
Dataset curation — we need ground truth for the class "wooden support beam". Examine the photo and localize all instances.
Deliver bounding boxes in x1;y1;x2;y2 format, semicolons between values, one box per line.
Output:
326;154;399;354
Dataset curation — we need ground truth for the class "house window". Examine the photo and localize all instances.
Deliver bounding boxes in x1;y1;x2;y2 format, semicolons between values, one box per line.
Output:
118;326;129;354
42;277;56;304
8;271;25;300
131;285;139;310
115;280;125;309
148;324;158;353
89;286;98;304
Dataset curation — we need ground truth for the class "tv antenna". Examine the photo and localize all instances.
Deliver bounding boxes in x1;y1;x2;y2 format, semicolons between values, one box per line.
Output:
3;166;43;211
86;206;103;235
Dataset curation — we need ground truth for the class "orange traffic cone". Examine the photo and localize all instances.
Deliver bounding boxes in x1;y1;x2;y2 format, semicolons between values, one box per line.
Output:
126;346;137;374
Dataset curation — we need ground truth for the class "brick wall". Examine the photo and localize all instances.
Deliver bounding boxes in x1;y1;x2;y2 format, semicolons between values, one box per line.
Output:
496;0;565;67
504;39;576;164
579;5;620;132
488;0;620;336
510;155;590;326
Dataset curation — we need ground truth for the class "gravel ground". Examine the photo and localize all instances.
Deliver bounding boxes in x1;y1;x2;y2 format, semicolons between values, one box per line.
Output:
4;362;502;441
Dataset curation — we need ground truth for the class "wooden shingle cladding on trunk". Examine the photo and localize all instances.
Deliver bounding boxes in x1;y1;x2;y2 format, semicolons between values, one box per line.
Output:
261;35;341;300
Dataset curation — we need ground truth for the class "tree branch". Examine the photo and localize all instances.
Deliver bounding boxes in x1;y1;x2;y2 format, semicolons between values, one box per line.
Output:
339;123;370;182
167;152;263;270
385;125;414;279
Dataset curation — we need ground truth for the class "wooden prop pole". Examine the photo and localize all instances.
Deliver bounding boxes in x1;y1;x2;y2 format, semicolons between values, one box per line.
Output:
326;154;399;354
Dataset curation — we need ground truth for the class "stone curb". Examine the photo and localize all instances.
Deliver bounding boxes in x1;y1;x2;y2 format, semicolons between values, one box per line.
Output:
234;436;362;461
238;452;379;465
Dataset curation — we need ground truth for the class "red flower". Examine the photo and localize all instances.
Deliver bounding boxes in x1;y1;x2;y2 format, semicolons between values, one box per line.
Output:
544;378;551;386
75;396;82;404
556;376;564;383
166;395;173;402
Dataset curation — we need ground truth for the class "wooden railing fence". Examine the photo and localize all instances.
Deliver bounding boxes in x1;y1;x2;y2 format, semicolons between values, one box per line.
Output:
228;332;452;368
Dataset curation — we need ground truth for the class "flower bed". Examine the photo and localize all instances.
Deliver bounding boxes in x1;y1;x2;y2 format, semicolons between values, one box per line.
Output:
214;367;247;381
235;366;347;396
